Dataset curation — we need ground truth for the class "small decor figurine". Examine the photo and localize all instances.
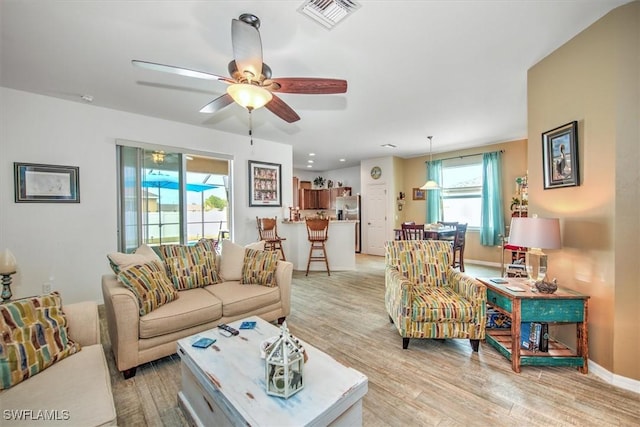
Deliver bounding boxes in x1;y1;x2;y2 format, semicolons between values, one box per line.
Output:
313;176;326;188
535;278;558;294
264;321;305;399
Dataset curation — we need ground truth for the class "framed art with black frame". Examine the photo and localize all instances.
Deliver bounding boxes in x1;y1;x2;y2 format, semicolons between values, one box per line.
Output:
248;160;282;207
542;121;579;190
14;162;80;203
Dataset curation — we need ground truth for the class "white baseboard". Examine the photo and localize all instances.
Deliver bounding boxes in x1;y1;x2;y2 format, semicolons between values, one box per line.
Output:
589;360;640;394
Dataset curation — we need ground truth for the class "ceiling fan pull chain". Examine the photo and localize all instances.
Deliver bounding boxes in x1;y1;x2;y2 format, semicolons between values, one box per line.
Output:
249;108;253;145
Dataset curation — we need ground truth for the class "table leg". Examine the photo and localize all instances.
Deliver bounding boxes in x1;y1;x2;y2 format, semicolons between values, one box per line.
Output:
511;299;522;373
577;299;589;373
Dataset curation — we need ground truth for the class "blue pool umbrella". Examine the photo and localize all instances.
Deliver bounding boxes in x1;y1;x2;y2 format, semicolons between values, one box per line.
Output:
142;173;220;192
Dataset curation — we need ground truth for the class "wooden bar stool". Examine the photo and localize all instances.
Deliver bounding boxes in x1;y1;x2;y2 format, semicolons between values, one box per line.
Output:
305;218;330;276
256;216;286;261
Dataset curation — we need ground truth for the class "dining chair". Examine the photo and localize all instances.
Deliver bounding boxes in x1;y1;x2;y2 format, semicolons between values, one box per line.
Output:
305;218;330;276
256;216;286;261
451;223;468;272
401;223;425;240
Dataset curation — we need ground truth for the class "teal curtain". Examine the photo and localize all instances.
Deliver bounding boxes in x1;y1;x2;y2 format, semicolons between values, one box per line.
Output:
480;152;505;246
426;159;442;223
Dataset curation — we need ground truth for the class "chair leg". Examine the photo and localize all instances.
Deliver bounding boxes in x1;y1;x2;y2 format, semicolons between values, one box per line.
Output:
459;248;465;272
402;338;410;349
278;244;286;261
470;339;480;352
122;367;137;379
322;243;330;276
305;244;313;276
389;315;394;324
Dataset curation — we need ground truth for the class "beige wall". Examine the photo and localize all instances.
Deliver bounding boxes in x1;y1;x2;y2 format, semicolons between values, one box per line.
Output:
399;139;528;265
528;1;639;380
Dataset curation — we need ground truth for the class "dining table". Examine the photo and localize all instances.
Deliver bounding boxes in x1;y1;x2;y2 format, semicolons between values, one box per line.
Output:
394;225;457;240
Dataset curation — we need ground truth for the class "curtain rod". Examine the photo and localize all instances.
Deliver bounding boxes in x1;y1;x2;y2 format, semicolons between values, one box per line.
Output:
436;149;504;162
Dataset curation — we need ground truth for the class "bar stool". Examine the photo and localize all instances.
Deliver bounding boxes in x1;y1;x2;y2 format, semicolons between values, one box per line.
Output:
305;218;330;276
256;216;286;261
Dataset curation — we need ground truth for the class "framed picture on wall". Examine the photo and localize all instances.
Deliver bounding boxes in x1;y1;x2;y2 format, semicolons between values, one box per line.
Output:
412;188;426;200
542;121;579;189
248;160;282;207
14;162;80;203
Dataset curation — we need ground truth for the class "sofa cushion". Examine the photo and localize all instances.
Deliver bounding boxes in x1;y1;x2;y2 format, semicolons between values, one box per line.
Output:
196;238;218;253
205;281;281;318
412;286;477;323
0;292;81;390
117;262;179;316
0;344;117;426
219;240;265;281
107;244;163;275
139;288;223;339
241;248;279;287
161;245;221;290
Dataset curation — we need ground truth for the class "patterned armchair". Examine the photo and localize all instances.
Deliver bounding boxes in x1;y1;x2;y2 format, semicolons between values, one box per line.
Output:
384;240;486;350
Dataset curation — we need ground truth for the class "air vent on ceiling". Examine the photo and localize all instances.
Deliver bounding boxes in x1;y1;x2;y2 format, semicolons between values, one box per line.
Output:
298;0;361;30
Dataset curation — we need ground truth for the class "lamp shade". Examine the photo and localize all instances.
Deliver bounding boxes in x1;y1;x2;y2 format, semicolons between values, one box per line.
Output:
509;217;561;249
0;249;17;274
226;83;273;110
420;180;439;190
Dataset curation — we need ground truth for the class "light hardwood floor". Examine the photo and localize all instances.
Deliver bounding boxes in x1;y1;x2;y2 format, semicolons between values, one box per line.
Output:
100;255;640;426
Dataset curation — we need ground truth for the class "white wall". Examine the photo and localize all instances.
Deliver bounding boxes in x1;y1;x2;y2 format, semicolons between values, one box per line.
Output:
0;88;293;304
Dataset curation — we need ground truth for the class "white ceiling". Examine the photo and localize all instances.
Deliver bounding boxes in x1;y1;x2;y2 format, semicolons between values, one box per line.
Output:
1;1;630;171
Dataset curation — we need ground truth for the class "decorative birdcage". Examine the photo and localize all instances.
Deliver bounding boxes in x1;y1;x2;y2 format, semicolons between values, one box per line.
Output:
264;321;305;399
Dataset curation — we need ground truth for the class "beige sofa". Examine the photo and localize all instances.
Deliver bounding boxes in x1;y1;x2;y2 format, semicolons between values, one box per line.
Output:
1;301;117;426
102;244;293;379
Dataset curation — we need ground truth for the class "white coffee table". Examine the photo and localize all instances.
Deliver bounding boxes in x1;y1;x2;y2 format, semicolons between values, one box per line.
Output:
177;316;368;426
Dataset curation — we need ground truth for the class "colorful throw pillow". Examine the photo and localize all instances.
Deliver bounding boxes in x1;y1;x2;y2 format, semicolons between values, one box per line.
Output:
163;245;221;290
196;238;218;253
0;292;81;390
219;240;266;281
241;248;280;287
107;244;164;275
117;262;179;316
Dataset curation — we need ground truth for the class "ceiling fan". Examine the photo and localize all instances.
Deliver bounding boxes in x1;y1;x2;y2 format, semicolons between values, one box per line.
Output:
132;13;347;123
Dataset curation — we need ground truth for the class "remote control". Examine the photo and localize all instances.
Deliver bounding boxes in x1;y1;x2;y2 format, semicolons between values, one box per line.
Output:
218;323;239;336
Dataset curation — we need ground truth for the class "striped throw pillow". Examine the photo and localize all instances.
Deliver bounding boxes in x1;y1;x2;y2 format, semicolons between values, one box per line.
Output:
241;248;279;287
117;262;179;316
0;292;81;390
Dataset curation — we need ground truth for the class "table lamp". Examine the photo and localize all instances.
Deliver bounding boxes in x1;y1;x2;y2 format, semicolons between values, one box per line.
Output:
508;216;561;285
0;249;18;302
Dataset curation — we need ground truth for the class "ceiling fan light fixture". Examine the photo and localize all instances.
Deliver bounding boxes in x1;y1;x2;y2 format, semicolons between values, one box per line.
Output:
226;83;272;110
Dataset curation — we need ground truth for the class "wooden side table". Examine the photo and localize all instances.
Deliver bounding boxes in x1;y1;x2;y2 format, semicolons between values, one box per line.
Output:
477;277;589;374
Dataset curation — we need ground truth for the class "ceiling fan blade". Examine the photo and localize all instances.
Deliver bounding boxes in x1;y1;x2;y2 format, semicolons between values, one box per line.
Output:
199;94;234;114
231;18;263;81
269;78;347;94
265;95;301;123
132;60;233;83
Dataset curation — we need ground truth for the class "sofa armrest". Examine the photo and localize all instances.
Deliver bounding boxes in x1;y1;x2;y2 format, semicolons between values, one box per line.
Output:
448;269;487;304
275;260;293;317
101;274;140;372
385;267;414;322
64;301;100;347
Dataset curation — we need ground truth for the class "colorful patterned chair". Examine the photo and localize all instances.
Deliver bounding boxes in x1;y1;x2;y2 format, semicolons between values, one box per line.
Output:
384;240;486;350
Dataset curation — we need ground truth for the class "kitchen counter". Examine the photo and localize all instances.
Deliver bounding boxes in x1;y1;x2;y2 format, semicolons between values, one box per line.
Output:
279;220;357;271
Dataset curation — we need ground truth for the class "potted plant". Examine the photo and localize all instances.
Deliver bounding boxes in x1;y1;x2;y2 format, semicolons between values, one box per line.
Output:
313;176;326;188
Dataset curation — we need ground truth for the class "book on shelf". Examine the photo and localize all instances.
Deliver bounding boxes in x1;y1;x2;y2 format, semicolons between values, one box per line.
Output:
520;322;549;352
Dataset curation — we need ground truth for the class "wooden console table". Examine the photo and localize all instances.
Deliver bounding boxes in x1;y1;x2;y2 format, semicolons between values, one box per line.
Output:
477;277;589;374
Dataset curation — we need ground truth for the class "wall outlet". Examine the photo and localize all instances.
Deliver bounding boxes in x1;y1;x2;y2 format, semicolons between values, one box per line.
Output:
43;282;52;293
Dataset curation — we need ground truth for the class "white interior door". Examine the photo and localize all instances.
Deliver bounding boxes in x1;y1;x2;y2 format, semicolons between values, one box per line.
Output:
366;184;387;256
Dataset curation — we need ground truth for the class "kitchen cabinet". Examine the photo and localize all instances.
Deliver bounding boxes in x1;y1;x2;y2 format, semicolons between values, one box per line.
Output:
299;189;330;210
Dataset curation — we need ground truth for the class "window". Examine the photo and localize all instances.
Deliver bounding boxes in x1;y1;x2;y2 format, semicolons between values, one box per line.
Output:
440;157;483;228
117;144;231;252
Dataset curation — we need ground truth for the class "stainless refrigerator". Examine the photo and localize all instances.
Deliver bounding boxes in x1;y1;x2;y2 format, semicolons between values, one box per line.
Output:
335;195;361;253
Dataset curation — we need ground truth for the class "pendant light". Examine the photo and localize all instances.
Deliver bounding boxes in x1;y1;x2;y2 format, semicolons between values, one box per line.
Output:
420;136;439;190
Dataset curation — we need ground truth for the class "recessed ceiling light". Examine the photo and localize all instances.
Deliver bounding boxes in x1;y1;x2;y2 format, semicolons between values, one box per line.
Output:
339;158;346;162
308;160;314;163
309;153;316;156
81;94;94;103
307;165;313;168
381;144;397;148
